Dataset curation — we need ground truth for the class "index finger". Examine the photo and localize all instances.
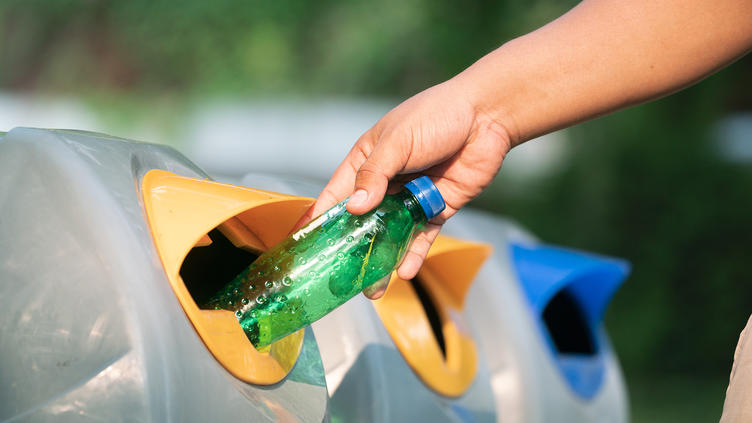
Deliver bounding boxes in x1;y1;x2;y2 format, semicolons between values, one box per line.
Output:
291;135;372;230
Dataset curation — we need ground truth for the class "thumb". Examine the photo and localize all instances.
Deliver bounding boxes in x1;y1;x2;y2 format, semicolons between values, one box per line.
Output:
346;142;407;215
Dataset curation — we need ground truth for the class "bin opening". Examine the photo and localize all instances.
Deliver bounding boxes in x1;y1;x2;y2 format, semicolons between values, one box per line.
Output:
372;235;491;397
410;277;447;359
141;169;315;385
509;242;630;399
180;228;259;306
541;288;596;355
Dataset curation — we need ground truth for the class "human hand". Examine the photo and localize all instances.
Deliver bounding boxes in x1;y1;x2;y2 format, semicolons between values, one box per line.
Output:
294;0;751;301
295;77;512;299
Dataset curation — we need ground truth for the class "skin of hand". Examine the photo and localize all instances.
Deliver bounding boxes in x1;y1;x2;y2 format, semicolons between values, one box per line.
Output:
294;80;512;299
296;0;752;299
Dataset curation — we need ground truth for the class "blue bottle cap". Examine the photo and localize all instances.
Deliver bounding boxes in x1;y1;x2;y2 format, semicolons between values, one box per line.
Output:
404;176;446;220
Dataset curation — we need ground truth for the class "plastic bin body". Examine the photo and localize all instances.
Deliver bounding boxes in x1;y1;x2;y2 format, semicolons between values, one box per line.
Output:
0;128;628;423
442;210;629;423
0;128;328;422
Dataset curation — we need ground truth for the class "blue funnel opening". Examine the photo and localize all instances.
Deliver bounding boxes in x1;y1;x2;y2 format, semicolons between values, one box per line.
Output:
509;242;630;399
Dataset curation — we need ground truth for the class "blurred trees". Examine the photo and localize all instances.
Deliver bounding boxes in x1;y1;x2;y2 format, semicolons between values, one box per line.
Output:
0;0;575;96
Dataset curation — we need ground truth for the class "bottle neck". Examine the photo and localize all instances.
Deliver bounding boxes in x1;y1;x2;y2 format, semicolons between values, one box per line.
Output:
398;189;428;224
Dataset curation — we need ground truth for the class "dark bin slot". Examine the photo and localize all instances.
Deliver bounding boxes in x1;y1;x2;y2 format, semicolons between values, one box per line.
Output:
410;277;447;359
180;228;259;306
542;289;596;355
509;242;630;398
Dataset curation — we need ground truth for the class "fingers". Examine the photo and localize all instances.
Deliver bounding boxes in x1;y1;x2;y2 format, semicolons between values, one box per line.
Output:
363;274;391;300
291;137;372;231
315;143;369;213
396;224;441;280
361;224;442;302
346;139;409;215
364;224;441;301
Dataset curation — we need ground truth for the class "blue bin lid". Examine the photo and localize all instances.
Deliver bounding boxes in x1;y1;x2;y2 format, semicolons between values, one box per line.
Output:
509;242;631;399
510;243;629;329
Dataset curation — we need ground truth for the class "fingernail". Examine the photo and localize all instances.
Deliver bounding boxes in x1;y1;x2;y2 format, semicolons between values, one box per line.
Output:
349;189;368;207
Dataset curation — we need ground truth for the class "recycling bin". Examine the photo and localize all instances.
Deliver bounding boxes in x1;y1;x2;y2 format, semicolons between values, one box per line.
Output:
1;128;630;423
0;128;328;422
443;210;630;423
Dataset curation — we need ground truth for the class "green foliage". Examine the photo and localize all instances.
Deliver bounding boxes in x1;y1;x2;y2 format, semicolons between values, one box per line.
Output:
0;0;576;96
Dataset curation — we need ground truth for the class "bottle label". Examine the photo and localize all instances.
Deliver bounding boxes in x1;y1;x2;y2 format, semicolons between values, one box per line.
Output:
292;200;346;242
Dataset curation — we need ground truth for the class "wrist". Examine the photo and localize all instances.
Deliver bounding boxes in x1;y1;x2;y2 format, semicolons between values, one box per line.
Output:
439;74;513;161
449;49;522;149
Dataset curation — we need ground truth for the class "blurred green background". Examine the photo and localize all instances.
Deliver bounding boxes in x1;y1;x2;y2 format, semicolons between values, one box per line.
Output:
2;1;750;421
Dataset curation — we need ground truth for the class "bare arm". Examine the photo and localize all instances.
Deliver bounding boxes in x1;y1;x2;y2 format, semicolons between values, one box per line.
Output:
464;0;752;143
303;0;752;297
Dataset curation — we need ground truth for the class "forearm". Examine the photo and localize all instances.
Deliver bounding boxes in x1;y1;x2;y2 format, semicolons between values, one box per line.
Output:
457;0;752;145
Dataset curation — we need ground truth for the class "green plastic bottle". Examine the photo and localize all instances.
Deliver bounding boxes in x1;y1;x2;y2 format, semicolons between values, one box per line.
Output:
202;176;445;347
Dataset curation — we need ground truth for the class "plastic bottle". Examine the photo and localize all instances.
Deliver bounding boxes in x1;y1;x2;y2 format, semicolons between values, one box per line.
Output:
202;176;446;347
